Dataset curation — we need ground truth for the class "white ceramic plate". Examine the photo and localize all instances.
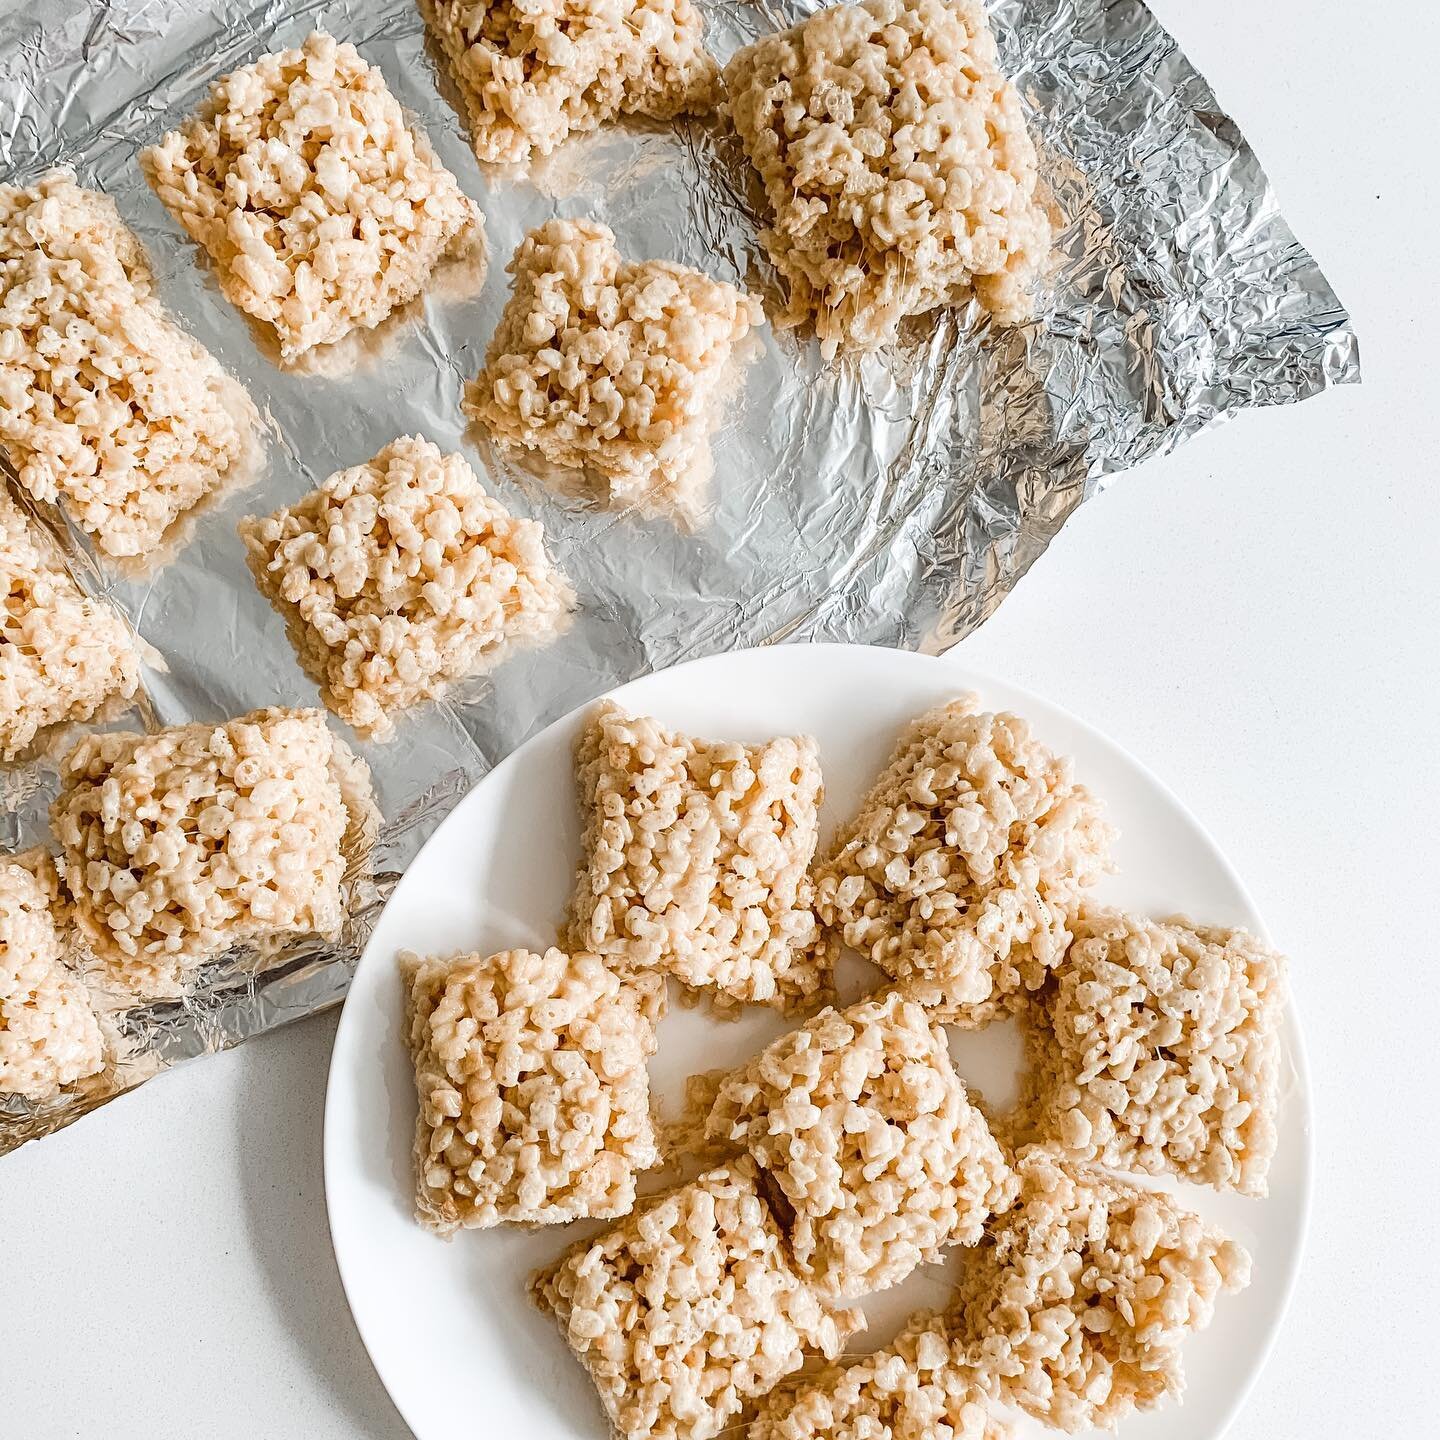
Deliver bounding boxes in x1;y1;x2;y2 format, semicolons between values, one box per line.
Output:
324;644;1311;1440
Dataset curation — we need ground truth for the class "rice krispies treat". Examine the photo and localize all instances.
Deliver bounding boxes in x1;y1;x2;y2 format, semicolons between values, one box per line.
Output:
0;172;257;557
531;1157;864;1440
703;991;1013;1299
140;32;480;362
421;0;718;166
812;697;1113;1027
402;946;664;1234
240;435;572;740
565;700;830;1011
464;218;762;525
722;0;1051;357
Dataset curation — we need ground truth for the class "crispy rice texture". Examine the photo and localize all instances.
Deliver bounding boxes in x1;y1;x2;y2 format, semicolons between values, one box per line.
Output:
240;434;572;740
421;0;719;165
0;493;141;761
723;0;1051;357
141;32;480;361
464;218;761;525
531;1157;863;1440
0;172;256;557
704;991;1013;1299
565;700;830;1011
812;697;1113;1026
402;947;664;1234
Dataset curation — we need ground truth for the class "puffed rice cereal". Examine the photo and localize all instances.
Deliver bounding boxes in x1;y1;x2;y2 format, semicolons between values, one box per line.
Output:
240;435;572;740
141;32;481;361
531;1157;864;1440
723;0;1051;356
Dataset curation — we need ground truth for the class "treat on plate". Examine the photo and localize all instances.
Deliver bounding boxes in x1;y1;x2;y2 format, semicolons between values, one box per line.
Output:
240;435;572;740
419;0;718;166
401;947;664;1234
722;0;1051;357
141;32;480;362
811;696;1113;1026
0;493;141;761
564;700;829;1011
0;171;256;557
51;707;368;998
701;991;1013;1298
531;1157;863;1440
464;218;761;525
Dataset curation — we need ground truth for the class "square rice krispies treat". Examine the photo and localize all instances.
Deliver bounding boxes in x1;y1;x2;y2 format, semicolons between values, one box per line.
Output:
401;946;664;1234
946;1149;1250;1432
464;218;762;524
703;991;1012;1299
141;32;480;362
812;697;1113;1027
0;172;256;557
51;706;365;998
0;493;141;761
565;700;829;1011
531;1157;863;1440
421;0;718;165
240;434;572;740
723;0;1051;357
0;855;104;1103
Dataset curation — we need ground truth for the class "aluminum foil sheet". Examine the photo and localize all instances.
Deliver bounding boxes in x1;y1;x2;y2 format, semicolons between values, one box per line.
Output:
0;0;1358;1153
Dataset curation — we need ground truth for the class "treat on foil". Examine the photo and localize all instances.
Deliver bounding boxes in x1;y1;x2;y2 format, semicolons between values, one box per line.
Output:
564;700;830;1011
464;218;762;525
401;946;664;1235
141;31;481;362
530;1156;863;1440
419;0;718;165
723;0;1051;357
0;171;256;558
240;434;572;741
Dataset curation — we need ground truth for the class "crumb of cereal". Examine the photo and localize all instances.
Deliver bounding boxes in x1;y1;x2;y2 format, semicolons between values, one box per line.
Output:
723;0;1051;357
531;1157;863;1440
420;0;719;166
141;32;480;361
240;435;572;740
464;218;761;525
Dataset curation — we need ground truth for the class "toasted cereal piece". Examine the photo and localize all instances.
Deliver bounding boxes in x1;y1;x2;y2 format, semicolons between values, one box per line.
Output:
565;700;829;1011
421;0;718;165
531;1157;863;1440
812;697;1113;1026
0;172;256;557
0;493;141;761
703;991;1012;1299
723;0;1051;357
240;435;571;740
464;218;761;524
51;707;362;997
401;946;664;1234
141;32;480;361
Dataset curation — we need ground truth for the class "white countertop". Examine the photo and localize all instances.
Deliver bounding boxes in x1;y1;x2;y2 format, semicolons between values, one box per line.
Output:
2;1;1435;1435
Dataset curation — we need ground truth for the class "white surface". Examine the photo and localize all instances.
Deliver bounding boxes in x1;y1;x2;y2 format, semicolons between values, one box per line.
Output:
1;0;1436;1434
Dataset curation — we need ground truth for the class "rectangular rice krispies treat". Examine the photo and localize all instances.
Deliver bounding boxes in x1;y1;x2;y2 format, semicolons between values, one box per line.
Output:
0;493;141;761
240;434;572;740
0;172;256;557
421;0;718;165
565;700;830;1011
464;218;762;525
141;32;480;362
401;946;664;1234
702;991;1012;1299
812;697;1113;1027
531;1157;864;1440
723;0;1051;357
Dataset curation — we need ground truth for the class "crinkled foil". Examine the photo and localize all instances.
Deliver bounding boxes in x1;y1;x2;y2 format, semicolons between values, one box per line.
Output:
0;0;1357;1153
